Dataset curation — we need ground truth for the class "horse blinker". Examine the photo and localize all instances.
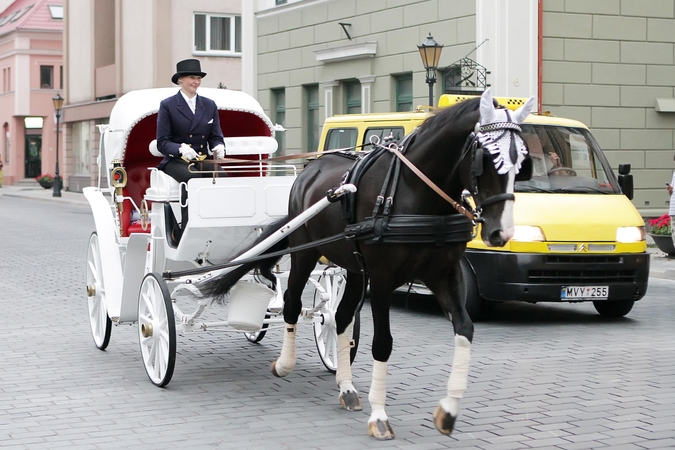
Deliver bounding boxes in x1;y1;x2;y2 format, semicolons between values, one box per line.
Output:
515;155;533;181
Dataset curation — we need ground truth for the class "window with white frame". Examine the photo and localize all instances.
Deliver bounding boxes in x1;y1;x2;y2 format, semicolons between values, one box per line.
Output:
194;13;241;55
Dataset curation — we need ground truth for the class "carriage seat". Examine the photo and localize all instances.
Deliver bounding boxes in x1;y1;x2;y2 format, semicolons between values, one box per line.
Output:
223;136;278;156
144;136;279;202
144;140;181;202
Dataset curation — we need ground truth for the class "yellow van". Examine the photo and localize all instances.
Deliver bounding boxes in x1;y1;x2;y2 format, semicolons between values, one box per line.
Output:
318;95;649;319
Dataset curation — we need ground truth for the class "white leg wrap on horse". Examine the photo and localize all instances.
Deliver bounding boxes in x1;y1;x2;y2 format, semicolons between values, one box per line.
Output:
368;360;388;421
276;324;297;376
335;319;354;388
443;335;471;416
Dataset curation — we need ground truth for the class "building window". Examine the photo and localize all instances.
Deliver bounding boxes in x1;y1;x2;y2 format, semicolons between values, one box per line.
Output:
73;121;91;176
345;80;361;114
40;65;53;89
48;5;63;19
3;122;8;164
272;88;286;157
2;67;10;92
194;13;241;55
276;0;287;5
395;74;413;112
306;85;319;152
59;66;63;89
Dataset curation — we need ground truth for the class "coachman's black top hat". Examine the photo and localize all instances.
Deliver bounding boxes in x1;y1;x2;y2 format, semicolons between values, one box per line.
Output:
172;59;207;85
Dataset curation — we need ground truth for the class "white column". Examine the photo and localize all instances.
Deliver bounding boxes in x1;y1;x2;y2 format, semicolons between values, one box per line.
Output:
358;75;375;114
476;0;537;99
322;80;339;120
241;1;257;97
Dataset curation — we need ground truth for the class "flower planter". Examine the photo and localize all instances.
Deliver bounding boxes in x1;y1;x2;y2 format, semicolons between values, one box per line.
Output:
649;233;675;255
38;179;53;189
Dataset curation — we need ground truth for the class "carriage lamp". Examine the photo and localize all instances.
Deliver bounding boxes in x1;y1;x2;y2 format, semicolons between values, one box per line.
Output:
52;92;64;197
418;33;443;107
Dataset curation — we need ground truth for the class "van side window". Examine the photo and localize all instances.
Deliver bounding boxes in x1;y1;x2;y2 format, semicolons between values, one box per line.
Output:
325;128;358;151
363;127;405;149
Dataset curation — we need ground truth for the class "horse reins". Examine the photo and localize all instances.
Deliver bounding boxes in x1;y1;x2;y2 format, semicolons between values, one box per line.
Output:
383;143;476;221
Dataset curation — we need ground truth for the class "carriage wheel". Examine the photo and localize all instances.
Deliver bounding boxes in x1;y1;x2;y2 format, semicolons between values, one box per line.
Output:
312;272;360;373
244;314;270;343
86;232;112;350
138;273;176;387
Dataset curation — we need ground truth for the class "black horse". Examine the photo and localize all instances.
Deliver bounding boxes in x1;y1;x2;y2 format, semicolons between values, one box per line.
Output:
205;89;534;439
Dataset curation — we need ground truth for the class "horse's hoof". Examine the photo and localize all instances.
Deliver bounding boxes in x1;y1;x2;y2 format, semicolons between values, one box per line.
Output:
339;391;362;411
271;360;282;378
433;404;457;436
368;420;395;440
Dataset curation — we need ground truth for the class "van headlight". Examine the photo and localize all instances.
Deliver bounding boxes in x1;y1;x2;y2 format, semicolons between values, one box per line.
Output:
616;226;645;243
512;226;545;242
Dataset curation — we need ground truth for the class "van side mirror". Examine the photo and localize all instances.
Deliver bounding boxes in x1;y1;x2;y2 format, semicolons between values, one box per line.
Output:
617;164;634;200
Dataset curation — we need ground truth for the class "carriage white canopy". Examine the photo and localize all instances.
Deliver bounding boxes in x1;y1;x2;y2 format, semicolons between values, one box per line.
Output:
101;87;276;167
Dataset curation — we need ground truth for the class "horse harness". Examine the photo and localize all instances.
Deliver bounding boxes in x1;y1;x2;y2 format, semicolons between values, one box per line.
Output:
336;118;523;246
163;120;524;279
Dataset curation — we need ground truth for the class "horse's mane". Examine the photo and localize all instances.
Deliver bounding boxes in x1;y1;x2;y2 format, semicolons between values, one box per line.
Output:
417;97;482;138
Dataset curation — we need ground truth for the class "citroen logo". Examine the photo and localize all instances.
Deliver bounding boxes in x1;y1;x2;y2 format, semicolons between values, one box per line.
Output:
578;243;587;253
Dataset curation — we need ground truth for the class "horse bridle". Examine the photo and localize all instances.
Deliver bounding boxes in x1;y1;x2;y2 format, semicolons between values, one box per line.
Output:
383;119;523;223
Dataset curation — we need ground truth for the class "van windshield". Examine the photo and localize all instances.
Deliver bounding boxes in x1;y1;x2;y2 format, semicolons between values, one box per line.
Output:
516;124;622;194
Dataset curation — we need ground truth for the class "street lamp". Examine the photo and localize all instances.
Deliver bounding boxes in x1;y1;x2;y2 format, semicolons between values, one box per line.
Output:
52;92;64;197
417;33;444;107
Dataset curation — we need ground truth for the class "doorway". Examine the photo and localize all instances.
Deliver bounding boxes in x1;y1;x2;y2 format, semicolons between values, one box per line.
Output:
25;135;42;178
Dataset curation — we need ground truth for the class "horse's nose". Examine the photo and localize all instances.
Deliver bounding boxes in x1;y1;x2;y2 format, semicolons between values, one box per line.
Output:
488;229;508;247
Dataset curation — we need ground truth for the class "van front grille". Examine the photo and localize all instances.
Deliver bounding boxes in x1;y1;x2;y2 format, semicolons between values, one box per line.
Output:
528;255;636;284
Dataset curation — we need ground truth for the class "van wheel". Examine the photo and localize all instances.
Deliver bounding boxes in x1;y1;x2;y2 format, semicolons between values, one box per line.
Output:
460;258;490;321
593;300;634;317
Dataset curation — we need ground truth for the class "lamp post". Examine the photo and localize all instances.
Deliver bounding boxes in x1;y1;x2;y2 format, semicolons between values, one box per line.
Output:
417;33;444;107
52;92;64;197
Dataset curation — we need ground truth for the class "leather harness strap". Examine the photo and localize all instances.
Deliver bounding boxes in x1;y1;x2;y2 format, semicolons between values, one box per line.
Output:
384;144;476;221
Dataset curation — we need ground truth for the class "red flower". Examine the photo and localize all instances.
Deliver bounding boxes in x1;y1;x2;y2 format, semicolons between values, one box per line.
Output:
649;214;671;235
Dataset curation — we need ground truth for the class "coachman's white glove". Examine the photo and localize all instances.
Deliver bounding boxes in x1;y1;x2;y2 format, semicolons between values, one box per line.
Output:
212;144;225;160
179;143;198;161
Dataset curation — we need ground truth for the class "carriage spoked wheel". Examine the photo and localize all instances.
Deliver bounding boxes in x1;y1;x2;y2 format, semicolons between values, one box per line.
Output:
244;314;270;343
312;271;360;373
138;273;176;387
86;232;112;350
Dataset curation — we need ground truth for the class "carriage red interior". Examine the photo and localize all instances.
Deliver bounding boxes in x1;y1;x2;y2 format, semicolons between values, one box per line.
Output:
120;109;274;236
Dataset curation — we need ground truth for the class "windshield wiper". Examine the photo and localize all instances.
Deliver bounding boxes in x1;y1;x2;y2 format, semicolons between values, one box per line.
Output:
553;186;611;194
515;185;555;193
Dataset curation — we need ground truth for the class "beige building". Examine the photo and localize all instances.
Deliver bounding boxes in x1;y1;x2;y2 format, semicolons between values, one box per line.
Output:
63;0;242;191
248;0;675;216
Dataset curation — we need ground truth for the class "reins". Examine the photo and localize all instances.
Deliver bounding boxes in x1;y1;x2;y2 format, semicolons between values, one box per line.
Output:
168;116;525;279
383;142;476;221
200;145;369;167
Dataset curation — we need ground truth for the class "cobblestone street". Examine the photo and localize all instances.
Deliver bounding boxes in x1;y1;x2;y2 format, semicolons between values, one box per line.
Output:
1;193;674;449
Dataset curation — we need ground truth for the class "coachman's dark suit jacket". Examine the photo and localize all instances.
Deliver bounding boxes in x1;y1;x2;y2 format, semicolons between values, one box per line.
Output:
156;91;225;170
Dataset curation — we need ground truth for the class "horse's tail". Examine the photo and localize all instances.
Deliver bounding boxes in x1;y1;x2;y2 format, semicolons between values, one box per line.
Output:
202;215;291;303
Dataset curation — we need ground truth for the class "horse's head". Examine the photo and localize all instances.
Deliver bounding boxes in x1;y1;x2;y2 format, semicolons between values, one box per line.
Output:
462;88;535;247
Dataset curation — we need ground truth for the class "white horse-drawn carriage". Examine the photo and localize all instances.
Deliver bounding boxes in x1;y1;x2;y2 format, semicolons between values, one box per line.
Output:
84;88;359;387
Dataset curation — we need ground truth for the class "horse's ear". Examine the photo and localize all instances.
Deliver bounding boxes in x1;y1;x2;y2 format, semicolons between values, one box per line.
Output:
479;88;496;124
512;96;536;124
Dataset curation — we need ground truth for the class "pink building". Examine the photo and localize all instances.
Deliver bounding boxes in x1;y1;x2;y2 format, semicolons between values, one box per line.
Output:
0;0;62;187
